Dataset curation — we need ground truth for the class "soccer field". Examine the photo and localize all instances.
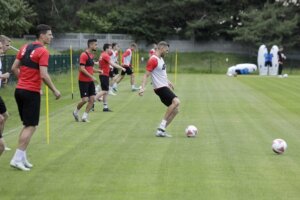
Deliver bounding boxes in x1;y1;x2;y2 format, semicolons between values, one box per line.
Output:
0;74;300;200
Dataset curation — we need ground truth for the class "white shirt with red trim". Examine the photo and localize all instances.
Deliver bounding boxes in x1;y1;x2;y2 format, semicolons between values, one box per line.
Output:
146;55;168;89
122;48;132;67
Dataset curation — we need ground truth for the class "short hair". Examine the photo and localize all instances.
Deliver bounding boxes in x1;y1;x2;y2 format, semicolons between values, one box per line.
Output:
36;24;52;39
87;39;97;47
157;41;169;49
112;42;117;48
103;43;111;51
0;35;11;43
130;43;137;48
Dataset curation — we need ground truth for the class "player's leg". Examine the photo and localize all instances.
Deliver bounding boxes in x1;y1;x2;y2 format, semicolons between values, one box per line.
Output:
82;82;96;122
11;89;40;171
165;97;180;127
0;115;5;156
73;81;89;121
100;75;112;112
0;97;10;150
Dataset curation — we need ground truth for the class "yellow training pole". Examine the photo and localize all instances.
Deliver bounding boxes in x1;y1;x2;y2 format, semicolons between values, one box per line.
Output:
70;45;74;99
45;86;50;144
119;49;122;65
174;49;178;85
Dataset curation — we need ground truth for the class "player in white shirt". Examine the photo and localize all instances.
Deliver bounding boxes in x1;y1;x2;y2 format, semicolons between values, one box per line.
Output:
139;41;180;137
0;35;12;154
112;43;140;92
108;43;120;95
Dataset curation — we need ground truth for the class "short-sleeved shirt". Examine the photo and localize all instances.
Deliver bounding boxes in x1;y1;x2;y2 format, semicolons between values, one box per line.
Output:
99;51;111;77
122;48;132;67
146;55;168;89
78;51;94;82
16;42;49;93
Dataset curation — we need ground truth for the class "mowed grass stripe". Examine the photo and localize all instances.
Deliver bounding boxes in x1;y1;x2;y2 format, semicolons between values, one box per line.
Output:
1;74;300;200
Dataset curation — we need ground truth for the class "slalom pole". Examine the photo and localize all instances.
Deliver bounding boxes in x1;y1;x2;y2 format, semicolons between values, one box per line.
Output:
45;85;50;144
70;45;74;99
174;49;178;85
137;50;140;76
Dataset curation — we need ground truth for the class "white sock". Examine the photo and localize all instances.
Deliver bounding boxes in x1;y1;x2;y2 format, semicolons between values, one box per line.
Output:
74;109;79;115
159;119;167;130
82;112;88;119
131;85;136;89
103;103;108;109
12;149;25;162
113;83;117;88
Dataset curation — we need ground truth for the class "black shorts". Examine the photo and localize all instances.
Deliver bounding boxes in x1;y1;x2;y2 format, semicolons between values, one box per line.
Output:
154;87;177;107
100;75;109;91
0;96;7;114
15;89;41;126
109;67;119;78
121;67;133;76
79;81;96;98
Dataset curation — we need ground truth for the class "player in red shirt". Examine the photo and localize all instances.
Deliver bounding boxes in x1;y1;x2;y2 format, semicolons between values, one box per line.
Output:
73;39;101;122
139;41;180;137
10;24;61;171
95;43;125;112
112;43;140;92
148;43;157;57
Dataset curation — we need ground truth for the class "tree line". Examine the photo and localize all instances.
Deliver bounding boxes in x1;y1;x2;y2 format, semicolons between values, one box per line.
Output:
1;0;299;48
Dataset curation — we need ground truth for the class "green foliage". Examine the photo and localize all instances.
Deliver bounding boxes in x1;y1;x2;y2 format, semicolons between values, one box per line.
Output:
229;3;300;48
0;0;36;36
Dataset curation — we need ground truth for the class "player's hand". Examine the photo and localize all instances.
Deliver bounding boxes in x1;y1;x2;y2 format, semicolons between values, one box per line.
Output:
138;87;144;96
1;72;10;79
53;89;61;100
122;67;126;72
92;76;99;83
168;82;174;90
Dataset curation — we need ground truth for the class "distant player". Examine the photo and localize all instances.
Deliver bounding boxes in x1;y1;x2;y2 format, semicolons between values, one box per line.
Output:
73;39;101;122
112;43;139;92
108;42;120;95
139;41;180;137
149;43;157;57
95;43;125;112
0;35;12;153
278;46;286;77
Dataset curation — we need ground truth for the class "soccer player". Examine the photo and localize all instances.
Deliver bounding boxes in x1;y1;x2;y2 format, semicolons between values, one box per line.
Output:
149;43;157;57
10;24;61;171
0;35;12;153
108;42;120;96
95;43;125;112
278;46;286;77
112;43;139;92
139;41;180;137
73;39;101;122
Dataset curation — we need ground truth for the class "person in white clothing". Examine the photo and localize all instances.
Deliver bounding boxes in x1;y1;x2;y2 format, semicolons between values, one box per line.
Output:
0;35;12;154
112;43;139;92
139;41;180;137
108;43;120;95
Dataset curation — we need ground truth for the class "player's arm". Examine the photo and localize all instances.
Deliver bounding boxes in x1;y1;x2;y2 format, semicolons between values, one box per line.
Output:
139;70;151;96
109;61;125;71
11;59;21;78
40;66;61;99
93;67;102;74
79;65;97;82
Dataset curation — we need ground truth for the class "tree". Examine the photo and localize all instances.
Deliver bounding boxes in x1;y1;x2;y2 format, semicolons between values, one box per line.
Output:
0;0;36;36
229;2;300;48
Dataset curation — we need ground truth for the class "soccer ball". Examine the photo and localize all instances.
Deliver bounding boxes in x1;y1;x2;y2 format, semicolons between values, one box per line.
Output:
272;139;287;154
185;125;198;137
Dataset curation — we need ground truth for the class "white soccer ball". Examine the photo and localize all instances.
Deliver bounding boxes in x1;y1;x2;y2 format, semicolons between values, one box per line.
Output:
185;125;198;137
272;138;287;154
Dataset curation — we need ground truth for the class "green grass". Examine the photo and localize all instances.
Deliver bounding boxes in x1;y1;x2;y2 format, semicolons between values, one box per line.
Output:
1;73;300;200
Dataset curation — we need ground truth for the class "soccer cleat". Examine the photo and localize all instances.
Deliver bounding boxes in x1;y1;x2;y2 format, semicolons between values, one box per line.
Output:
73;111;79;122
112;87;118;92
131;87;140;92
23;159;33;168
103;108;113;112
5;146;11;151
82;117;90;123
108;90;117;96
10;160;30;171
156;128;172;138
